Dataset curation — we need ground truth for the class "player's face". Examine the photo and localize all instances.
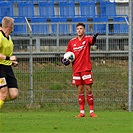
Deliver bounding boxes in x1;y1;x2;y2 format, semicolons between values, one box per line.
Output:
8;24;14;33
76;25;85;36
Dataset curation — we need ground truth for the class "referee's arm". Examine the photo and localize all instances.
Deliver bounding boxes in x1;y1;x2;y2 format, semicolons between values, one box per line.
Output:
0;53;17;61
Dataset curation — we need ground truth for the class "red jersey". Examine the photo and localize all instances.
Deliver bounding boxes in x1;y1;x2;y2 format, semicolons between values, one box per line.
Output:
66;35;95;74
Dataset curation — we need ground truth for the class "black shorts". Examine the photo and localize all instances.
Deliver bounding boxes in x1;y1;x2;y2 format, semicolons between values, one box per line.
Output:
0;64;18;89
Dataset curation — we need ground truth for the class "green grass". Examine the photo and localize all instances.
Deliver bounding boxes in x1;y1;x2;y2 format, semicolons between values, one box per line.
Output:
0;110;132;133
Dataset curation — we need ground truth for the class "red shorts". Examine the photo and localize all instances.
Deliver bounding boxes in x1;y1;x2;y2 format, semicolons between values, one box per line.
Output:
72;71;93;85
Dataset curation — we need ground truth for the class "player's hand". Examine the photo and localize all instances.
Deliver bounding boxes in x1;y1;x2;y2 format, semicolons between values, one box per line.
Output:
12;61;18;67
93;32;99;39
10;55;17;61
92;32;99;43
61;58;70;66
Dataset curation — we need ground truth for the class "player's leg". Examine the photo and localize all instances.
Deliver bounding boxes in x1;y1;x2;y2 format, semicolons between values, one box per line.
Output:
0;99;4;109
72;73;85;118
82;71;97;118
5;66;18;101
8;88;18;100
76;85;86;118
0;65;7;109
85;85;97;117
0;86;8;109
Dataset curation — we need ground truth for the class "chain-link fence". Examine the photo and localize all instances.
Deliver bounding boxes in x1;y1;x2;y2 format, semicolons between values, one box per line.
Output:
3;1;132;111
7;22;131;111
10;55;128;111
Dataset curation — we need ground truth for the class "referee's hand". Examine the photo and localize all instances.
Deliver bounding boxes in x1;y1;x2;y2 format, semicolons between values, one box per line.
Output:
12;61;18;67
10;55;17;61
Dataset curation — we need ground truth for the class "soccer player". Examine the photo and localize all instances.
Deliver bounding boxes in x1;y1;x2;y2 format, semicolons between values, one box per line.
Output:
62;23;99;118
0;17;18;109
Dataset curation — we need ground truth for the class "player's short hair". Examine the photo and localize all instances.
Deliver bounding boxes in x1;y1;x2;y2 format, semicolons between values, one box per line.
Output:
76;23;85;28
2;17;14;28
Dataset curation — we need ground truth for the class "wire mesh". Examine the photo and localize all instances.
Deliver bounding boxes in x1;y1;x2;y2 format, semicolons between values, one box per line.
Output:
2;1;132;111
7;52;128;111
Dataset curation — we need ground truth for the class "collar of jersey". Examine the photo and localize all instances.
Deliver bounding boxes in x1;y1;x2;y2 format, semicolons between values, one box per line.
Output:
0;30;9;40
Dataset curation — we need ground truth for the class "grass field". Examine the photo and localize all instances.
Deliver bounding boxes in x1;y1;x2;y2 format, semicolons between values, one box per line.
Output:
0;110;132;133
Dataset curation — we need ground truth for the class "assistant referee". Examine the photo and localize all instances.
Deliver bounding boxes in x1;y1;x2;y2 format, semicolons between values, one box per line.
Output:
0;17;18;109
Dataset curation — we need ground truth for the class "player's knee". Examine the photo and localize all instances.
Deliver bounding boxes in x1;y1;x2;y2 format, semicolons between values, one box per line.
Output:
78;97;85;104
10;93;18;100
9;89;19;100
1;95;8;101
0;88;8;101
78;98;82;104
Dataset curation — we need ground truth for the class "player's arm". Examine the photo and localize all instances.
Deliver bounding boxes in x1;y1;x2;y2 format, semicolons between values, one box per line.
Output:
12;60;18;67
61;41;72;66
0;53;18;67
92;32;99;44
0;53;17;61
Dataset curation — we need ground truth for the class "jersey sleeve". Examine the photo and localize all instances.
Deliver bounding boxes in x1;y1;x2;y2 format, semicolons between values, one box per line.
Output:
66;40;72;52
88;36;95;45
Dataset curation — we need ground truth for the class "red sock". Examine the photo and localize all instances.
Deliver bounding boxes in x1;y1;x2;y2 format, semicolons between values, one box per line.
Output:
86;92;94;110
78;93;85;111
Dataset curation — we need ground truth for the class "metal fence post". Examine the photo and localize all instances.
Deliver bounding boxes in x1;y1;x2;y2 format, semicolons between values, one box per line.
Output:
56;23;59;53
25;17;33;105
106;22;109;51
128;0;132;112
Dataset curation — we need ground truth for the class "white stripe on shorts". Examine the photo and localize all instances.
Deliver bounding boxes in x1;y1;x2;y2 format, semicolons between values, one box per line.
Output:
82;74;91;80
73;76;81;80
